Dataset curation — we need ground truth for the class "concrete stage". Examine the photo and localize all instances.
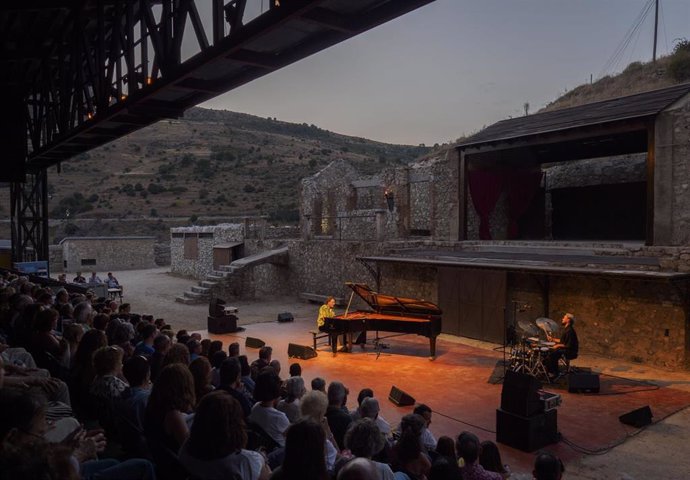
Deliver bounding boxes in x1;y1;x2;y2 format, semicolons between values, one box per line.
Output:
198;316;690;474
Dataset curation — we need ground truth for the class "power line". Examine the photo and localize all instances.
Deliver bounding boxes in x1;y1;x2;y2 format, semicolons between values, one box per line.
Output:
598;0;655;78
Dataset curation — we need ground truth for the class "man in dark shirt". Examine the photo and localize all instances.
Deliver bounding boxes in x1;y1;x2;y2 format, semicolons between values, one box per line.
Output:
325;381;351;450
218;357;253;418
546;313;579;378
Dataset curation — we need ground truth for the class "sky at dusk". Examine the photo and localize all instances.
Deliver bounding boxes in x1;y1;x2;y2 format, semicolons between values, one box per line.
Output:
200;0;690;146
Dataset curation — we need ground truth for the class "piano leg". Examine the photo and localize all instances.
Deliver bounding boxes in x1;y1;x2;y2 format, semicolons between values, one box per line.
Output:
330;333;338;356
429;336;437;360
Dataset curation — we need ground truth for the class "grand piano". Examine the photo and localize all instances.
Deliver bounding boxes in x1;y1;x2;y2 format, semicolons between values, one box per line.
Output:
320;283;443;358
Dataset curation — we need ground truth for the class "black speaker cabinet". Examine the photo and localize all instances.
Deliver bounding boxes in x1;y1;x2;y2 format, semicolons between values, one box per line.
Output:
245;337;266;349
568;372;600;393
287;343;317;360
619;406;652;428
277;312;294;323
496;408;558;452
389;386;415;407
501;370;542;417
207;315;238;334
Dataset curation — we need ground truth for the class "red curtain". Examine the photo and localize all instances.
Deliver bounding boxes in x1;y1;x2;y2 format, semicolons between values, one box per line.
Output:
506;170;543;239
468;170;504;240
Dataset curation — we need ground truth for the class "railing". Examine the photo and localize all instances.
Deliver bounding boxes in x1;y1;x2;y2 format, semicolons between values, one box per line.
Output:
304;211;388;241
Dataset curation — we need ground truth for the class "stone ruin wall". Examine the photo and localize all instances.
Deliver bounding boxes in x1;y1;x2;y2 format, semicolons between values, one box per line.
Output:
170;224;244;279
509;273;687;369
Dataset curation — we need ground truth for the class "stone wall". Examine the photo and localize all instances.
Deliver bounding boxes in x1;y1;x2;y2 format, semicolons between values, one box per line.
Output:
170;224;244;279
507;273;687;369
49;245;63;273
655;95;690;245
60;236;156;273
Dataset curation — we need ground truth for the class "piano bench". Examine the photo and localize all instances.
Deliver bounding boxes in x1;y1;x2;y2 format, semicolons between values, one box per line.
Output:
309;330;330;350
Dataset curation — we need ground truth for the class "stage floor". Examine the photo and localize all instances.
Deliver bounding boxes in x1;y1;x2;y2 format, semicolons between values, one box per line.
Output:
198;316;690;475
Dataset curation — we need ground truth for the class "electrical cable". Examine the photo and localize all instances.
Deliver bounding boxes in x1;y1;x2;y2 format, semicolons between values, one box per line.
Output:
599;0;655;78
431;409;496;435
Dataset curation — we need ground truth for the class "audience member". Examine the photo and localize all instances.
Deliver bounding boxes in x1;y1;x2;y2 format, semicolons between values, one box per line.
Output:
208;340;224;358
189;356;214;404
163;343;191;367
187;339;202;362
89;345;128;432
228;342;240;357
311;377;326;393
533;452;563;480
248;370;289;447
117;355;152;457
457;431;502;480
239;355;255;395
479;440;511;479
271;419;329;480
288;363;301;377
392;414;431;480
134;323;157;357
338;458;379;480
251;346;273;379
326;381;352;450
359;397;392;439
200;338;212;358
149;334;171;381
344;418;394;479
218;357;253;418
428;456;462;480
179;391;271;480
144;363;196;454
435;436;456;462
277;376;306;423
210;350;228;387
413;404;437;452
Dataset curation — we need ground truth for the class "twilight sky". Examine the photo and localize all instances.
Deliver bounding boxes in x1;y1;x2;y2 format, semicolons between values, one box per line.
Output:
200;0;690;145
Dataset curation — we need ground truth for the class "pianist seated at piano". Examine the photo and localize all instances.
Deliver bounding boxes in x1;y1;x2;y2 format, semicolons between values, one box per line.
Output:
319;284;442;358
317;296;364;352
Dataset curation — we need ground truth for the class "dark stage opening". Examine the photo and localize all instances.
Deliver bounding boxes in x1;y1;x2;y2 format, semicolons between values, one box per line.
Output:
551;182;646;240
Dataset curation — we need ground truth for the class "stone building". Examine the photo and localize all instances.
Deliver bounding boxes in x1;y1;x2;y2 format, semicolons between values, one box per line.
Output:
60;236;156;273
199;84;690;371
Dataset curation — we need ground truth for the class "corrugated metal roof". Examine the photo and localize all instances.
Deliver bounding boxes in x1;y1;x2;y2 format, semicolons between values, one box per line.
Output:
457;83;690;149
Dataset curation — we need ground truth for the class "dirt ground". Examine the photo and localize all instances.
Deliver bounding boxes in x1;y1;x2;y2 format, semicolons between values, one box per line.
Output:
110;267;690;480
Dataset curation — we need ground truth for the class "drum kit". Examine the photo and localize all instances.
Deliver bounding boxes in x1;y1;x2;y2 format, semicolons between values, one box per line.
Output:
508;317;560;382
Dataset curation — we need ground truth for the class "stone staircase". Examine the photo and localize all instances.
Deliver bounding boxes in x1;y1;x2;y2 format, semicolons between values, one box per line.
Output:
175;246;289;305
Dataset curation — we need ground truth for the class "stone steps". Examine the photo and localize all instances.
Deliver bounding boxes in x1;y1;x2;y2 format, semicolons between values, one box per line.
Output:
200;280;219;288
191;285;211;294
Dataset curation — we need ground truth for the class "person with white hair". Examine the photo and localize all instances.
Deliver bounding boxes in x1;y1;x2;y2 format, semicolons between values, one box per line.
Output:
277;376;306;423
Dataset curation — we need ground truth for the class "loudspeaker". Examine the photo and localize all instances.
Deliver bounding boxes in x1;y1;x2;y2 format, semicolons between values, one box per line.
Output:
389;386;415;407
501;370;542;417
245;337;266;349
619;406;653;428
288;343;317;360
207;315;238;334
277;312;294;323
209;298;226;317
496;408;558;452
568;372;600;393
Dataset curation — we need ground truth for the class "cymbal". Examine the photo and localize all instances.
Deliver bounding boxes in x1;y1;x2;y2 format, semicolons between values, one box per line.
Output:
536;317;559;332
517;320;540;336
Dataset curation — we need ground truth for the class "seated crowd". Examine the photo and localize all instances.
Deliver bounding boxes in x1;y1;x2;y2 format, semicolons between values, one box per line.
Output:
0;270;564;480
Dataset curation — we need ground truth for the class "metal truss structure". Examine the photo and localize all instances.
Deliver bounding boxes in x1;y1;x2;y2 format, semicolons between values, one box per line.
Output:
0;0;436;265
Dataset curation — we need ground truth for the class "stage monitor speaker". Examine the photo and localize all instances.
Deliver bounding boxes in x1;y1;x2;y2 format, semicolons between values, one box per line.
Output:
496;408;558;452
619;406;652;428
501;370;542;417
246;337;266;349
288;343;317;360
568;372;600;393
389;386;415;407
207;315;237;334
209;298;226;317
277;312;294;323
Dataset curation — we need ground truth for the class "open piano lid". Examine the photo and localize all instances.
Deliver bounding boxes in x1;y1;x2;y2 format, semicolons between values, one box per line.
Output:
346;282;442;315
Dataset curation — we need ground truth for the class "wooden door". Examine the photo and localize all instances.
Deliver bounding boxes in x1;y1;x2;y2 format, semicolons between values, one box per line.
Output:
213;247;232;270
437;268;506;343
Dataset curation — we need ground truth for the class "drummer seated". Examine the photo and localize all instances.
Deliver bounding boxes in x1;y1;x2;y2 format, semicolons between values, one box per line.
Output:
546;313;579;378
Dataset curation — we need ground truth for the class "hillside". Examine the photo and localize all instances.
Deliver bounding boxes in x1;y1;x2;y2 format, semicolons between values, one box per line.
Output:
3;108;428;238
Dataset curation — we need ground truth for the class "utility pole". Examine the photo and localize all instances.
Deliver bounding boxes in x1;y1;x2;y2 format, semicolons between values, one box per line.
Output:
653;0;659;62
